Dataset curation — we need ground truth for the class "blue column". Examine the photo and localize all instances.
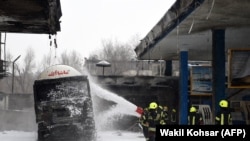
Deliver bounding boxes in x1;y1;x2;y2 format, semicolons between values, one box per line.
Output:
212;29;226;115
179;49;188;125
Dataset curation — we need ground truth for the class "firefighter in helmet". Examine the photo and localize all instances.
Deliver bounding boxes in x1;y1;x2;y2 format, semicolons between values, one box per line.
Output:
170;108;177;124
188;106;203;125
159;105;169;125
145;102;160;141
215;99;232;125
139;107;149;141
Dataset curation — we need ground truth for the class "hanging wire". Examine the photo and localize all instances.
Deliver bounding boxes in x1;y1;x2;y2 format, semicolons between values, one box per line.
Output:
188;17;195;34
53;34;57;58
54;34;57;49
206;0;215;20
188;1;201;34
48;34;52;66
49;34;52;47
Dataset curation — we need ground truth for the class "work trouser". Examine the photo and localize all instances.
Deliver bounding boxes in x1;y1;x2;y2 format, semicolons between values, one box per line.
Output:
142;126;149;141
148;131;155;141
148;127;156;141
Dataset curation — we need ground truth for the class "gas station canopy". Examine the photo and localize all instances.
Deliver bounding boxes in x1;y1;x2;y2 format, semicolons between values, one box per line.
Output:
135;0;250;61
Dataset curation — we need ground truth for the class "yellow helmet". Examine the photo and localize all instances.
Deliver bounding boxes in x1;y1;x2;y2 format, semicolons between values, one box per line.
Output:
219;100;228;108
189;106;197;112
149;102;158;109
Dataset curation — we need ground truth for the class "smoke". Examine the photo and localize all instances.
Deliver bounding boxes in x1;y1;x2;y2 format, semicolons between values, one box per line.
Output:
90;82;139;116
82;68;140;131
0;95;37;132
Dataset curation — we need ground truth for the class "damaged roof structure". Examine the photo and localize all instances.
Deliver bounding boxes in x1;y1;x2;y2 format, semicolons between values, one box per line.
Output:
0;0;62;34
135;0;250;61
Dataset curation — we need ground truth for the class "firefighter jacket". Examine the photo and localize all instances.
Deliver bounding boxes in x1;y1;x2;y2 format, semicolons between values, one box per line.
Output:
215;108;232;125
160;109;169;125
145;109;161;132
139;109;149;127
170;108;177;124
188;112;203;125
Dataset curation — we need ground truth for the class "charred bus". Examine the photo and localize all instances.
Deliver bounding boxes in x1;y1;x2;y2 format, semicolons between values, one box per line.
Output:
33;65;96;141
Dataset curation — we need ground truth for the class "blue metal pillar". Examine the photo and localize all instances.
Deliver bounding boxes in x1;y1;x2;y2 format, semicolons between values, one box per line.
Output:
212;29;226;115
179;49;188;125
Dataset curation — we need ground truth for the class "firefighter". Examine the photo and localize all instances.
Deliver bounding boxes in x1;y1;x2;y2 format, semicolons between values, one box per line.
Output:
145;102;161;141
215;99;232;125
170;108;177;124
188;106;203;125
160;105;169;125
157;104;166;125
139;107;149;141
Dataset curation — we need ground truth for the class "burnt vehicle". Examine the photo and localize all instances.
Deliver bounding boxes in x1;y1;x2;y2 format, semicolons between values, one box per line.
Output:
33;65;96;141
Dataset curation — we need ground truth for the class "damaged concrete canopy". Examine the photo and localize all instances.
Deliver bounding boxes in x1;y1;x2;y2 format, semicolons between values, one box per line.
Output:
0;0;62;35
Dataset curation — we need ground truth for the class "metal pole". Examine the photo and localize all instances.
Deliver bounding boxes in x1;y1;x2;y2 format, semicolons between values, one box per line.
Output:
179;49;188;125
11;55;21;94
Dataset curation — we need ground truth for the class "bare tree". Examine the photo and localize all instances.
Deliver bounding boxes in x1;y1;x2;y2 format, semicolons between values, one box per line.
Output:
89;37;139;75
35;52;55;76
0;48;85;94
58;50;84;72
15;47;36;93
99;39;136;61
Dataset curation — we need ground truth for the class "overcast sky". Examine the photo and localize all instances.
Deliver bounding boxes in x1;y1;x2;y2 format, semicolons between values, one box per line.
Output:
5;0;176;64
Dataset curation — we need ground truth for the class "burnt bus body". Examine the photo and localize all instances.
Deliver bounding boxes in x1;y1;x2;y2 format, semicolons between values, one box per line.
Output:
33;65;96;141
